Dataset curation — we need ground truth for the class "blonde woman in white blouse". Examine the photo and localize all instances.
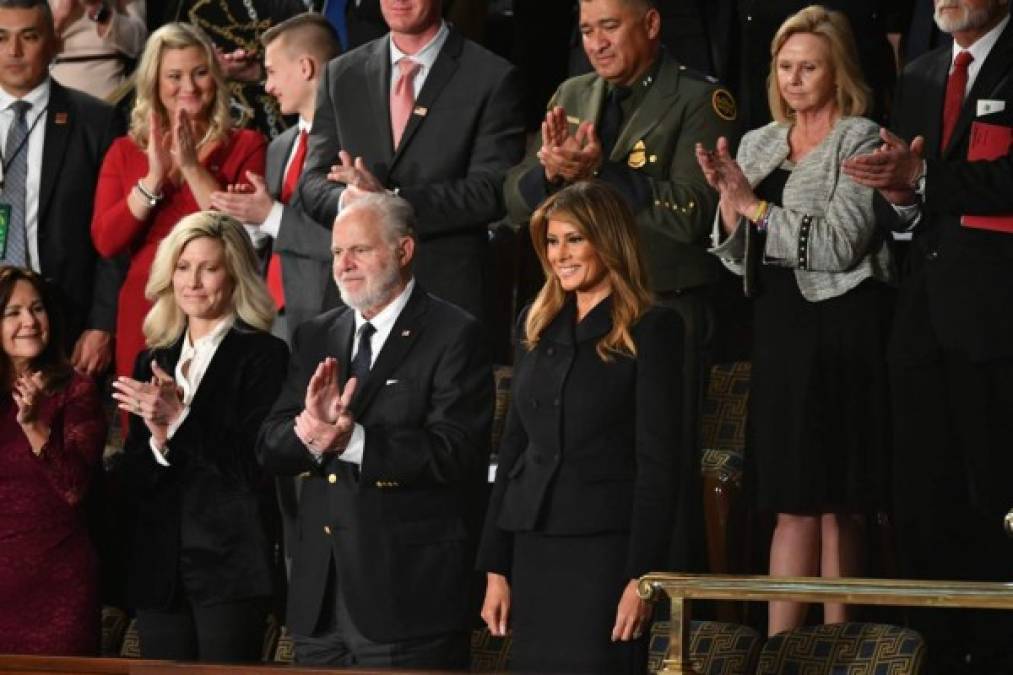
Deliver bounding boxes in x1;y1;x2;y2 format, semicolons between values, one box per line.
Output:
112;211;288;661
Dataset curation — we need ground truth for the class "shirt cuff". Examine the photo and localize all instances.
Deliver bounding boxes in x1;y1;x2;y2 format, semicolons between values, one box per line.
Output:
338;423;365;465
891;201;922;231
259;201;283;239
244;224;271;249
148;439;171;466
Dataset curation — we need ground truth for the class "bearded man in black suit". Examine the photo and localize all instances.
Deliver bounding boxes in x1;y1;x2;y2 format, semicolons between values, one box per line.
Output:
843;1;1013;672
257;192;492;668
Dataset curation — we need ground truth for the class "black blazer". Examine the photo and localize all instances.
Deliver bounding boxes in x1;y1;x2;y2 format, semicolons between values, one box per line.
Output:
298;27;525;319
476;298;685;580
123;324;289;610
42;81;125;344
257;284;493;642
888;19;1013;364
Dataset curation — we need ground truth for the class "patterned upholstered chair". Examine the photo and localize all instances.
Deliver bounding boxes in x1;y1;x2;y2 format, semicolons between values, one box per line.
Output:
274;625;295;663
756;622;926;674
491;365;513;456
119;618;141;657
647;620;762;675
699;362;751;621
471;626;512;671
100;606;129;656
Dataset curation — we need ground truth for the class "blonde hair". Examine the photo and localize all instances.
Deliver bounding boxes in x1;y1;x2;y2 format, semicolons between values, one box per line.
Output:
129;23;232;149
526;181;652;361
767;5;870;123
142;211;275;348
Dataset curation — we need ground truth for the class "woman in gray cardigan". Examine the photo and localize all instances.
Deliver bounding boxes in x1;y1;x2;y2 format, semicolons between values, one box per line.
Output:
696;6;893;635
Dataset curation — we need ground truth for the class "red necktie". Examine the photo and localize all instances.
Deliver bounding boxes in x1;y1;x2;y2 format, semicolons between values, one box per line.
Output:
390;58;421;148
268;129;309;309
941;50;973;151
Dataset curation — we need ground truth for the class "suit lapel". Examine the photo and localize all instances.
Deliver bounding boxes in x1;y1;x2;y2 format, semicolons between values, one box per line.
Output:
267;126;296;194
38;82;72;228
611;57;680;162
389;29;463;171
365;39;395;163
349;285;425;415
922;49;951;158
945;22;1013;158
330;310;356;388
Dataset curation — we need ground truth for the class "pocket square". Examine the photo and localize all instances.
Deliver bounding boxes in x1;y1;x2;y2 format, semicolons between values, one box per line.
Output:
977;99;1006;116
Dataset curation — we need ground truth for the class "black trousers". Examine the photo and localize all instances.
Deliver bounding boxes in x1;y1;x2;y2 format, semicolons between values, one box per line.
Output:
292;562;469;669
136;596;268;662
891;352;1013;675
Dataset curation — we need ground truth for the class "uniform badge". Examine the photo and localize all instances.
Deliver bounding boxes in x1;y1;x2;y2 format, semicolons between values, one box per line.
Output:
712;89;737;121
627;140;647;169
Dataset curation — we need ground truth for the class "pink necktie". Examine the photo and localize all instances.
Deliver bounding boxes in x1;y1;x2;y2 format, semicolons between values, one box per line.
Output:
390;57;421;148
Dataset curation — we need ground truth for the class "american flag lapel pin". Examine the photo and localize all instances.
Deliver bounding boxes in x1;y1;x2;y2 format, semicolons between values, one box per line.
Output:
413;106;428;117
401;329;411;337
54;113;68;125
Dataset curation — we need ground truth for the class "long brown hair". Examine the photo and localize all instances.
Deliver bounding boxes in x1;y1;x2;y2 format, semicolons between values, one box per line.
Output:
526;181;652;361
0;267;72;392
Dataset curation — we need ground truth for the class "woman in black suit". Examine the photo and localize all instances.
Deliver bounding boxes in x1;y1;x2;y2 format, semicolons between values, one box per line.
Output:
112;211;288;661
477;181;685;673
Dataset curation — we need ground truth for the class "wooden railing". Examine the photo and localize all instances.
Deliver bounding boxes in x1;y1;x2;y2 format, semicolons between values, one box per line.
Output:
637;573;1013;675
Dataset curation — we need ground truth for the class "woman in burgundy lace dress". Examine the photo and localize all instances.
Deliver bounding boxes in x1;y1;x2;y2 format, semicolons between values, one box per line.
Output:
0;267;108;655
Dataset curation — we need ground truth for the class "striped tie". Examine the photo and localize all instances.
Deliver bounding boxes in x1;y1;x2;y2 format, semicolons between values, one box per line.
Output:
2;100;31;267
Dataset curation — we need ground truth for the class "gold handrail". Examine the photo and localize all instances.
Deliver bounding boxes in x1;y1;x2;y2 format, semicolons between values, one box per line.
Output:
637;573;1013;675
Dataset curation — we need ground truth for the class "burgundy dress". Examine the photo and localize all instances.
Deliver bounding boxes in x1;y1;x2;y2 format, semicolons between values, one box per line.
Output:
0;373;107;655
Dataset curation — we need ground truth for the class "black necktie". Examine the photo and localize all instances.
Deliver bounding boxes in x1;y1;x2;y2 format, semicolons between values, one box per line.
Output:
349;322;376;383
598;86;631;158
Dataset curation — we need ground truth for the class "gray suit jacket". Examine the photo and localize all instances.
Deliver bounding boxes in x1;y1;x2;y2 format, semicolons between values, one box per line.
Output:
267;125;339;338
710;116;894;301
297;26;525;319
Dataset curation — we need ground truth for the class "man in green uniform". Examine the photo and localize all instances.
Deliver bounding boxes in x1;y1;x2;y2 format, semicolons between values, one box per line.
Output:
504;0;739;570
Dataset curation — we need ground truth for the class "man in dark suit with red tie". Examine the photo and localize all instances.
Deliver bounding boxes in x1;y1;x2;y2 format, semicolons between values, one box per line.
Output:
258;192;492;667
297;0;525;322
211;13;342;341
843;1;1013;672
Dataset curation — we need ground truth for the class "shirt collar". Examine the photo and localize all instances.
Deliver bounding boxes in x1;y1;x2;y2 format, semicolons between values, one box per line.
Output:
182;314;236;356
0;77;51;115
953;14;1009;66
354;277;415;335
297;117;312;133
389;20;449;72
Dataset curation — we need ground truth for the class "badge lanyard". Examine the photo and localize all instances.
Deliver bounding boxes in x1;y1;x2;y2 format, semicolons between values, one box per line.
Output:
0;104;48;191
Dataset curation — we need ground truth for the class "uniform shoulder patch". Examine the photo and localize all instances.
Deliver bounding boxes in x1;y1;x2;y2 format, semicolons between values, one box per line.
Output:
712;88;737;121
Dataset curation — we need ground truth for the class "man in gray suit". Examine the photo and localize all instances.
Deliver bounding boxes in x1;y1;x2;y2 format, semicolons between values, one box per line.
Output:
211;13;341;341
297;0;525;322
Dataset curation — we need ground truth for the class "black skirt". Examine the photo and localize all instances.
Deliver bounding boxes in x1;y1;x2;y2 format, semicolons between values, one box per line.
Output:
748;169;892;513
509;531;647;673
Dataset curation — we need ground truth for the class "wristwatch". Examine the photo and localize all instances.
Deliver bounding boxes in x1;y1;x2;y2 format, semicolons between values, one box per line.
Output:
88;2;111;23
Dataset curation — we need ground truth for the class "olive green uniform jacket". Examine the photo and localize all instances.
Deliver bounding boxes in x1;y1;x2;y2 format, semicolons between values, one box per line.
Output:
504;53;739;293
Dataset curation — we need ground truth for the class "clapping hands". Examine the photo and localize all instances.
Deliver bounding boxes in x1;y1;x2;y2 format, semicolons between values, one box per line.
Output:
293;357;358;455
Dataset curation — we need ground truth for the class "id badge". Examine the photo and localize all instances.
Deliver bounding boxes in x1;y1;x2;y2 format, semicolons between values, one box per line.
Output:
0;203;11;259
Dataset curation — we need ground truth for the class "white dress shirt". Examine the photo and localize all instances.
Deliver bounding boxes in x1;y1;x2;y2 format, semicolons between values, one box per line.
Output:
150;315;236;464
0;79;50;272
308;278;415;465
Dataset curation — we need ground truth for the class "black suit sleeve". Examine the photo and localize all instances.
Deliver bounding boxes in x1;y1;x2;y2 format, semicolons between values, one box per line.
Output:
475;313;530;576
359;318;493;487
396;67;526;237
626;308;684;578
298;65;345;228
257;321;331;476
86;108;128;332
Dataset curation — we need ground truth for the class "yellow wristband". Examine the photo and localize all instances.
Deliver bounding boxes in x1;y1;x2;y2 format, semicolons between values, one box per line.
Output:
750;200;768;223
